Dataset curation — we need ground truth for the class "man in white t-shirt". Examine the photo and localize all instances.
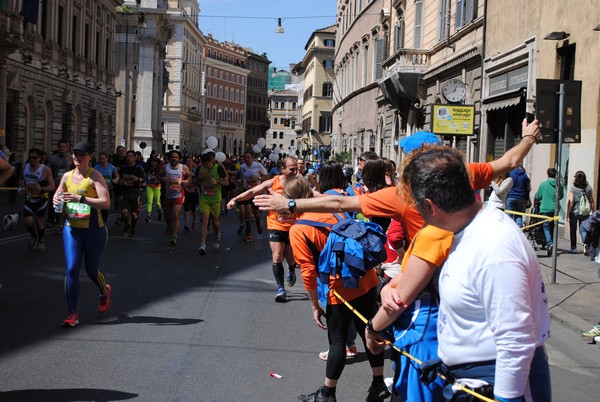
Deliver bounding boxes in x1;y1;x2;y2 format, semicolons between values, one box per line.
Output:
236;152;268;241
403;145;551;402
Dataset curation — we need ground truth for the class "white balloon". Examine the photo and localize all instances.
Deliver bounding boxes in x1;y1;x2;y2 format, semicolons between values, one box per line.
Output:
215;151;226;163
202;148;214;154
257;138;267;148
252;144;261;154
206;136;218;149
269;153;279;162
273;146;281;154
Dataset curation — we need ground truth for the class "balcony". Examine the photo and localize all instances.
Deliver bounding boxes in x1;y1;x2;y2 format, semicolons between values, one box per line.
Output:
383;48;430;70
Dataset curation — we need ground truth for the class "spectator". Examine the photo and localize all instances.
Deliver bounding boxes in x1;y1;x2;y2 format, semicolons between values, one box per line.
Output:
487;172;513;211
566;171;595;253
534;167;564;256
506;165;531;227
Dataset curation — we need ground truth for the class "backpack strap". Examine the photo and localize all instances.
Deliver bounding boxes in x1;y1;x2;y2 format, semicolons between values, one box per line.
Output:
295;219;333;229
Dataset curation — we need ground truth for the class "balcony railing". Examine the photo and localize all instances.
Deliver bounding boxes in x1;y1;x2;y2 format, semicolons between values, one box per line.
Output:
383;48;430;69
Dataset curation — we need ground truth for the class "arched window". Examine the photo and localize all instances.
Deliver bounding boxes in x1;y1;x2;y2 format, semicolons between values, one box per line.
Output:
207;84;212;98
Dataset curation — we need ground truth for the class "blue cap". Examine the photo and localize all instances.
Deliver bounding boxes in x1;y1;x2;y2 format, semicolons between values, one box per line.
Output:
399;131;441;154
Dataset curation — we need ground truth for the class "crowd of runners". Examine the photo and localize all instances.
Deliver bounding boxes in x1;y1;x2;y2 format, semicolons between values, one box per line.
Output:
0;119;560;402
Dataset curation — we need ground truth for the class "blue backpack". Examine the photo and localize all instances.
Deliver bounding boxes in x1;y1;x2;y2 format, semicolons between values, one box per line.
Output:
296;193;388;306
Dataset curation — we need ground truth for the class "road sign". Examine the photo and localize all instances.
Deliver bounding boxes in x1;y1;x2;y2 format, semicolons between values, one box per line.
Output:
536;79;582;143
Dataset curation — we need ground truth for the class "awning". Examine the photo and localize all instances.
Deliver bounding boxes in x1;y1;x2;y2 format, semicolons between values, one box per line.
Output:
379;71;421;109
481;89;525;112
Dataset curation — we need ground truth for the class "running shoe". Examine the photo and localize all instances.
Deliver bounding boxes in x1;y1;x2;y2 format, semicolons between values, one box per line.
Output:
164;226;172;235
584;244;589;256
244;233;254;242
157;211;163;221
214;235;221;250
99;284;112;313
346;344;358;358
298;387;337;402
365;382;391;402
198;243;207;255
145;216;151;223
569;247;578;254
287;270;296;287
122;224;131;237
28;236;37;250
237;225;244;235
36;241;46;253
274;287;287;303
62;312;79;327
257;221;263;234
184;225;190;232
170;235;177;246
583;324;600;338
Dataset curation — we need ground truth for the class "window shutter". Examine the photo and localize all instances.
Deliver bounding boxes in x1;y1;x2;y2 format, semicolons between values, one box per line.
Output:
414;0;423;49
374;37;383;79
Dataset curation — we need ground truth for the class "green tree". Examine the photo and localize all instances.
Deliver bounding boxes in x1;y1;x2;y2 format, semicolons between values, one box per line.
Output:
335;151;352;164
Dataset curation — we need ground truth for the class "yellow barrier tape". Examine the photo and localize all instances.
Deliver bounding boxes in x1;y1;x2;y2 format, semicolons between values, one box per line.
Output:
0;187;18;191
503;210;560;232
331;290;495;402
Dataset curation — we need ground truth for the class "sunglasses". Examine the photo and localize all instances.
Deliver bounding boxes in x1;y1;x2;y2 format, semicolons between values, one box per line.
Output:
72;151;89;157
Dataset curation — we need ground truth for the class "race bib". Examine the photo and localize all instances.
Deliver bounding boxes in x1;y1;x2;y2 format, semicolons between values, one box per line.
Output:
202;183;216;196
277;211;296;224
122;173;137;186
66;202;92;228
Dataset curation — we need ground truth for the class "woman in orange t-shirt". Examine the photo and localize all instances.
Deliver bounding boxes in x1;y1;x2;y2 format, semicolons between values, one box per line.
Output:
287;161;389;402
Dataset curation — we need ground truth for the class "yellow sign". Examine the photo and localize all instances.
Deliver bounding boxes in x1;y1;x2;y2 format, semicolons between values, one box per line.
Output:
431;104;475;135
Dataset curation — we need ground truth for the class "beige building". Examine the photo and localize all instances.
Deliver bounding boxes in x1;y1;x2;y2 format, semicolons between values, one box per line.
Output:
293;25;336;162
482;0;600;212
161;0;206;155
267;89;299;156
0;0;122;154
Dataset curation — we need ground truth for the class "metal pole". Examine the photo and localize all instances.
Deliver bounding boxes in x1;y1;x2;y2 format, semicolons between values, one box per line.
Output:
551;83;565;284
123;18;129;149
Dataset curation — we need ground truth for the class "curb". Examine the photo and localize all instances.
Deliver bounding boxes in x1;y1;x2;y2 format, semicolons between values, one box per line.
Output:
549;306;592;336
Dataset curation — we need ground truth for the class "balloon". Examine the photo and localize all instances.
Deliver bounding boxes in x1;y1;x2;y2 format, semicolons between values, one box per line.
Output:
252;144;261;154
206;136;218;149
269;153;279;162
257;138;267;148
202;148;214;154
215;152;226;163
273;146;281;154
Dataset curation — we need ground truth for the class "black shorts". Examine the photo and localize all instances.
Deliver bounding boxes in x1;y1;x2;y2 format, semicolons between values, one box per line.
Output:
24;199;49;218
122;191;141;213
269;229;290;245
184;191;199;211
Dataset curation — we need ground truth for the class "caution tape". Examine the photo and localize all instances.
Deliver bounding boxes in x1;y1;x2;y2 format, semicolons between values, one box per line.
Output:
504;209;560;232
331;290;495;402
0;187;18;191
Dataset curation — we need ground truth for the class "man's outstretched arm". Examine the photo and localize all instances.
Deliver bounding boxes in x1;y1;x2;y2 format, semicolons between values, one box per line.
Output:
489;118;541;177
254;189;362;214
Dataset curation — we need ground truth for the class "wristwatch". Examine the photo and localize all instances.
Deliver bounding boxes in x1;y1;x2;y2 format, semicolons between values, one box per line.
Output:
288;198;296;213
366;319;380;335
80;195;86;204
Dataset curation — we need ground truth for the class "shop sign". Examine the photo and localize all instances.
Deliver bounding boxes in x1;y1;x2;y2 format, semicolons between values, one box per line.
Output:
489;66;528;97
431;104;475;136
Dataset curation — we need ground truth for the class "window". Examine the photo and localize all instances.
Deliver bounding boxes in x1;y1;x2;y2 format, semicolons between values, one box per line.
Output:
374;37;384;79
322;60;334;68
324;39;336;47
322;82;333;97
279;132;284;139
363;45;369;84
414;0;423;48
319;114;332;133
292;102;296;109
274;118;278;125
273;132;277;139
394;17;404;52
456;0;476;30
439;0;447;41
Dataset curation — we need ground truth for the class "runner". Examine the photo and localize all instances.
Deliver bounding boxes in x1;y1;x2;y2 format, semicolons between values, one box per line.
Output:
53;141;111;328
235;151;268;241
183;155;199;232
19;148;55;252
93;152;119;223
110;145;127;224
160;150;190;246
119;150;145;237
228;156;299;302
197;151;229;255
144;157;163;222
46;140;73;231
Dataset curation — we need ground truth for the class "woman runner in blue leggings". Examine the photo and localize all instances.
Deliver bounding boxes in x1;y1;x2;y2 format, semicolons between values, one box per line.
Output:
53;141;112;327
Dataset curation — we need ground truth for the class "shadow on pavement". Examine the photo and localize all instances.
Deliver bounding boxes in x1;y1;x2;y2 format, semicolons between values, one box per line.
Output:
93;314;203;326
0;388;138;401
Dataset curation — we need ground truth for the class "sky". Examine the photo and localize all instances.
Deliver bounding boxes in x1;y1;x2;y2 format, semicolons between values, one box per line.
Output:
197;0;337;70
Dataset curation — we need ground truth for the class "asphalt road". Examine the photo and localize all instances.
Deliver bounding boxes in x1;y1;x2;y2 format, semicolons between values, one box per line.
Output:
0;209;599;401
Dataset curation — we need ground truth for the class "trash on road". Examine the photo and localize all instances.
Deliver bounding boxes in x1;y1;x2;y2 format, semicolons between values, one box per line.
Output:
269;372;283;379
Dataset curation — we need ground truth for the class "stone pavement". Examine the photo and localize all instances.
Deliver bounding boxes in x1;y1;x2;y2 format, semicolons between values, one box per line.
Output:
0;189;598;338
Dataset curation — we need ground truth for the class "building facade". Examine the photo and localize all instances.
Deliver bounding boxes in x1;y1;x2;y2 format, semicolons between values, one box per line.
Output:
293;25;336;162
0;0;121;154
161;0;205;156
115;0;172;156
245;52;270;149
482;0;600;213
266;89;299;157
202;35;248;156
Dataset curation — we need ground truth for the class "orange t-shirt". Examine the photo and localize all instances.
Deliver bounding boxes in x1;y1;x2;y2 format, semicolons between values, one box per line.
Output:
266;175;297;231
289;211;380;305
357;162;495;242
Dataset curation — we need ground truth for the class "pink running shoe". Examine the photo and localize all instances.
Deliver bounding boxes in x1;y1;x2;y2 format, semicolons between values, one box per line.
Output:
99;284;112;313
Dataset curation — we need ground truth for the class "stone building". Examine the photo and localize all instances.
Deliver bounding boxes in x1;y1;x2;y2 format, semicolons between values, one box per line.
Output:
266;89;299;157
202;35;248;156
244;51;270;150
0;0;122;154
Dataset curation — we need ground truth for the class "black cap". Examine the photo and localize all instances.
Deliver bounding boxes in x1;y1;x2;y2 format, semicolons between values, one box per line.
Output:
73;141;94;154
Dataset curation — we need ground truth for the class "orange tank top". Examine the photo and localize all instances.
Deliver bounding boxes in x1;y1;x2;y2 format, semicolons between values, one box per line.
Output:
266;175;298;231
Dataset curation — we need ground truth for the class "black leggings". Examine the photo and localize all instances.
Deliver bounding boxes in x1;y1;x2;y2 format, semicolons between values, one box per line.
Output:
325;287;383;380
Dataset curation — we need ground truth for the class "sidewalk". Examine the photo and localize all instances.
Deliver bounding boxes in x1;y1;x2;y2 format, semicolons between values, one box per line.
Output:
0;190;597;337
